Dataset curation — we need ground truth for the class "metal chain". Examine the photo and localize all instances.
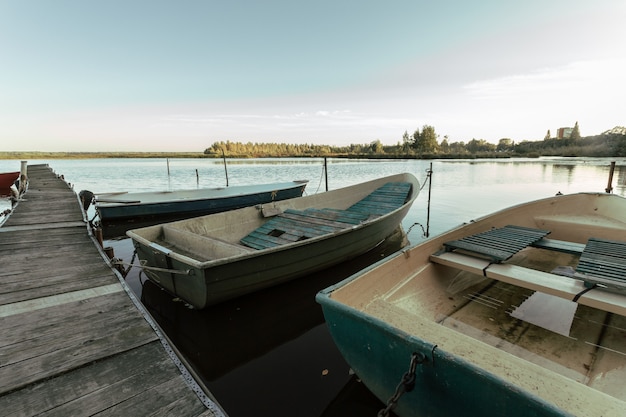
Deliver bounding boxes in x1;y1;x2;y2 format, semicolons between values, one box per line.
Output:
378;352;425;417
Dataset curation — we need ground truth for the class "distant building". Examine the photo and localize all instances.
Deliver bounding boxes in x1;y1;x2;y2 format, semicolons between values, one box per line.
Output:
557;127;573;139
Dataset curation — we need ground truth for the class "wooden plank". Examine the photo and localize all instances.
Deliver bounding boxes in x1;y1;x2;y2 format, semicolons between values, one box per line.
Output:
0;275;118;306
0;314;158;395
0;342;206;417
442;225;551;262
430;251;626;316
93;376;209;417
0;290;131;338
302;208;369;224
280;209;358;229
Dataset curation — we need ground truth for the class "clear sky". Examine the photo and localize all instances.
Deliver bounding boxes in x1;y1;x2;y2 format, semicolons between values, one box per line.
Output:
1;0;625;152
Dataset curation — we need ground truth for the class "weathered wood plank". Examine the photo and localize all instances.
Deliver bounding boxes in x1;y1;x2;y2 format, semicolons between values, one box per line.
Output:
0;292;131;340
93;376;209;417
0;275;117;305
0;301;147;367
0;318;158;395
0;343;198;417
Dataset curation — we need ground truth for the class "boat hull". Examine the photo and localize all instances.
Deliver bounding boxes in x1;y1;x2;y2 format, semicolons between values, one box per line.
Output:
317;294;571;417
0;171;19;196
317;192;626;417
96;181;307;237
128;173;419;308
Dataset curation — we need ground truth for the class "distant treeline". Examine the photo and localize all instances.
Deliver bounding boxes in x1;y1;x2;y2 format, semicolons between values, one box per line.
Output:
205;131;626;159
3;130;624;161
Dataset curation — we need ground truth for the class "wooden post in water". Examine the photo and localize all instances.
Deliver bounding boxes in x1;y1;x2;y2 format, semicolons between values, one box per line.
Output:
324;157;328;191
166;158;170;176
426;162;433;238
19;160;28;195
196;169;199;186
606;161;616;193
222;150;229;187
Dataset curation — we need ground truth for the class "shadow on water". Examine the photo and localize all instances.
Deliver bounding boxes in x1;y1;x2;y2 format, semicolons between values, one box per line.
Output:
110;231;405;417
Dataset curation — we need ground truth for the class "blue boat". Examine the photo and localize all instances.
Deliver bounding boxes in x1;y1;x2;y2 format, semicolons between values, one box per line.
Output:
317;192;626;417
91;180;308;236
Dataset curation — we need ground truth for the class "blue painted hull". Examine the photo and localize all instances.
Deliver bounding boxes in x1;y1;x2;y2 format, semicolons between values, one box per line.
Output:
316;293;572;417
96;181;307;237
97;185;306;222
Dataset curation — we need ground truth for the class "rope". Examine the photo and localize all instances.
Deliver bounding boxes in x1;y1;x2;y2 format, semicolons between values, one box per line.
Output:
406;222;427;237
112;259;193;276
314;162;326;194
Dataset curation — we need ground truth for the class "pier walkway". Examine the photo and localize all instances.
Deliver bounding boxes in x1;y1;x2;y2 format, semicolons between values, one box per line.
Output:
0;164;225;416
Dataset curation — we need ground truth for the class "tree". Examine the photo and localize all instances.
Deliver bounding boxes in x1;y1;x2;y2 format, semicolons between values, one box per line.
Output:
497;138;514;152
440;135;450;152
544;130;551;140
402;130;411;152
414;125;439;154
371;140;384;154
411;128;421;150
467;139;496;153
571;122;581;140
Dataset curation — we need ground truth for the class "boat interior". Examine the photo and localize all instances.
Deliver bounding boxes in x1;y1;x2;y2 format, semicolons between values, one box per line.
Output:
330;196;626;408
140;181;413;260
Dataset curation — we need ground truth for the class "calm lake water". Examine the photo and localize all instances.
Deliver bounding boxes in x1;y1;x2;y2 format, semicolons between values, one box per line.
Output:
1;156;625;416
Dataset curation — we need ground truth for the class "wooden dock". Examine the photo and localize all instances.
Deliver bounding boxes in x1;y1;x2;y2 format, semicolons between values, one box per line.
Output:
0;164;225;416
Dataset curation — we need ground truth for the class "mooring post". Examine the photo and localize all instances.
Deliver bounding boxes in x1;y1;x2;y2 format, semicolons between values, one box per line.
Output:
324;157;328;191
95;228;103;248
222;150;229;187
19;160;28;195
167;158;170;176
606;161;616;193
426;162;433;238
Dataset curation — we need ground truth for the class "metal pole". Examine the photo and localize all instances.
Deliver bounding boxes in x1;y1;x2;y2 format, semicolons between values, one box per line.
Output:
222;150;229;187
606;161;615;193
324;157;328;191
426;162;433;238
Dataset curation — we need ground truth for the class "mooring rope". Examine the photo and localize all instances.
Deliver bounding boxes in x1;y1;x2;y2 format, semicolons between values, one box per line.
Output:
112;258;193;275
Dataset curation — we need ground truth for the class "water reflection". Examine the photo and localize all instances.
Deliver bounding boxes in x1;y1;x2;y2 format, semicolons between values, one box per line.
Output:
118;231;406;417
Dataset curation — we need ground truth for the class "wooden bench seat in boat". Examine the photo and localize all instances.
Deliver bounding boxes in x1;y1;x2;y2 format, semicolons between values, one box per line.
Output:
576;237;626;294
345;181;413;216
240;209;354;249
240;181;412;250
429;251;626;317
441;225;551;262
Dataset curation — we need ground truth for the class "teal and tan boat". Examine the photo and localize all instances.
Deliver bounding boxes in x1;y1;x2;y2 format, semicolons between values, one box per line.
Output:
317;192;626;417
127;173;419;309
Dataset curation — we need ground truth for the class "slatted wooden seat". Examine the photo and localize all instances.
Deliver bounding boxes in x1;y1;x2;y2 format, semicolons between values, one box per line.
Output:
429;250;626;317
576;238;626;294
240;181;412;250
346;182;412;216
441;225;551;263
